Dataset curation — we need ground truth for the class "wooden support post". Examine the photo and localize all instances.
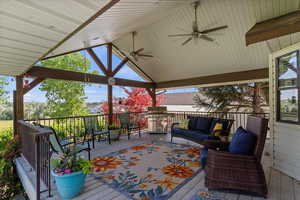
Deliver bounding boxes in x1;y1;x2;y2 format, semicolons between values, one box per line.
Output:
14;76;24;137
152;90;156;107
107;43;113;125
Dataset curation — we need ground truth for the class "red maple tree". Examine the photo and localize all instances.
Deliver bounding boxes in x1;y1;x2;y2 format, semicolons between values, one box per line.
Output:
101;87;165;127
101;87;165;113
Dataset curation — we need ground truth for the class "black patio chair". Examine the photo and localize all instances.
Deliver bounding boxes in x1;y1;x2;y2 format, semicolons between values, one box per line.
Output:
83;116;110;148
119;113;141;140
34;123;91;160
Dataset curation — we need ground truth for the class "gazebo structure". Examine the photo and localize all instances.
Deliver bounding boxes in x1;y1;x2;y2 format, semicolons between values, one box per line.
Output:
1;0;300;199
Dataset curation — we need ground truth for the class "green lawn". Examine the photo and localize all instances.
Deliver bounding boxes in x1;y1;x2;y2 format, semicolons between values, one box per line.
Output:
0;120;12;131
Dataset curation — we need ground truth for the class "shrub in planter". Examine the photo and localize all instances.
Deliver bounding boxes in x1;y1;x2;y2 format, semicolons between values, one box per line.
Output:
51;150;92;199
107;124;121;141
0;128;26;199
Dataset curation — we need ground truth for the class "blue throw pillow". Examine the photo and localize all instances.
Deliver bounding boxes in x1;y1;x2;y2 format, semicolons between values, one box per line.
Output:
187;116;198;130
195;117;212;131
229;127;256;155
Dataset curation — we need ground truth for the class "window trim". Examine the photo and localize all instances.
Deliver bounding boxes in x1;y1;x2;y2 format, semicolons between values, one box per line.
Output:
276;50;300;124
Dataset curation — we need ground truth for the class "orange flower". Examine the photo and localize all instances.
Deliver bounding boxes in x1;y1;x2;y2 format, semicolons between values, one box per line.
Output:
104;175;115;180
92;156;122;172
187;161;201;167
139;183;148;189
139;198;150;200
153;177;179;190
118;149;128;154
128;162;136;166
131;145;146;150
162;164;194;178
130;156;140;161
185;147;200;156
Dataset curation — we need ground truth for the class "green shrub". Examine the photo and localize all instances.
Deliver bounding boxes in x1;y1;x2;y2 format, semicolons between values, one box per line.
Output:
0;128;25;199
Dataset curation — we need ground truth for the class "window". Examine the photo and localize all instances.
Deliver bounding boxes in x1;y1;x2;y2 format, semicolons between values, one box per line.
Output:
277;51;300;123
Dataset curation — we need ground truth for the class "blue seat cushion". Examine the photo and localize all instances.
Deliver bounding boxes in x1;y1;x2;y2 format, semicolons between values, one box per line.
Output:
229;127;257;155
187;116;198;130
172;128;210;140
209;118;230;134
195;117;213;131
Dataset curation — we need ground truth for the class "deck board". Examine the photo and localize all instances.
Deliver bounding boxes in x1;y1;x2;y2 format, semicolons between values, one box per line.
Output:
17;132;298;200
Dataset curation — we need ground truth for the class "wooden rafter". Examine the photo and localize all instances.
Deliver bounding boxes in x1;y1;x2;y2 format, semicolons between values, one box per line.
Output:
23;77;45;95
26;67;155;88
107;43;113;75
246;10;300;46
112;57;129;76
156;68;269;89
86;48;108;76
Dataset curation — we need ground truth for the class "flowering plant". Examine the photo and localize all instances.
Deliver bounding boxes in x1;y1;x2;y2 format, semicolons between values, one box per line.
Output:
51;149;92;176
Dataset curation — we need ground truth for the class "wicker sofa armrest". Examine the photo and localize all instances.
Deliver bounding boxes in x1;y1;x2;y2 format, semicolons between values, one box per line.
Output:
203;140;230;151
207;149;257;164
171;122;180;130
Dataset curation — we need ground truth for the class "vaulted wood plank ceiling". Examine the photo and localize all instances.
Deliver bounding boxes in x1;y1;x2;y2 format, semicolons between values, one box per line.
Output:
1;0;300;84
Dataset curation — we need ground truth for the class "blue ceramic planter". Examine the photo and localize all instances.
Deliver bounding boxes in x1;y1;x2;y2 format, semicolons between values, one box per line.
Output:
52;170;87;199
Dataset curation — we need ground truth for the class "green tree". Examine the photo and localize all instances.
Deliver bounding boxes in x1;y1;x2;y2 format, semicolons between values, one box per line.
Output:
194;82;269;113
40;53;92;117
0;77;8;104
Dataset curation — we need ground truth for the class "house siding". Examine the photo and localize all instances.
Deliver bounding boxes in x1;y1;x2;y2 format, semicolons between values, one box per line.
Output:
270;42;300;181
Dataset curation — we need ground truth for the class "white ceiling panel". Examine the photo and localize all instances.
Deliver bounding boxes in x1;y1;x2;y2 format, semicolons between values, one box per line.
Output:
0;0;111;76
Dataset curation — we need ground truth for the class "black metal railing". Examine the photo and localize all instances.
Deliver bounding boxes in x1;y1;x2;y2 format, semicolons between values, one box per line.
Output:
166;111;269;135
18;120;52;200
25;112;148;143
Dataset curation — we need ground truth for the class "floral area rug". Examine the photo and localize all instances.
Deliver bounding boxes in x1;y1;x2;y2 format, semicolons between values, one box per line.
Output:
91;140;202;200
190;190;224;200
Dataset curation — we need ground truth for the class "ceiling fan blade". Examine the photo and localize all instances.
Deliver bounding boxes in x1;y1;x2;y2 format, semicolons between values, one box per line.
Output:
200;25;228;34
135;48;144;54
168;34;193;37
138;54;154;58
182;37;193;46
200;35;214;42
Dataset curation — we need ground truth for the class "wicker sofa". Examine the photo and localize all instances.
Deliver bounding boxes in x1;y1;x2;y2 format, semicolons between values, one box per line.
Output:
204;116;269;197
171;116;234;144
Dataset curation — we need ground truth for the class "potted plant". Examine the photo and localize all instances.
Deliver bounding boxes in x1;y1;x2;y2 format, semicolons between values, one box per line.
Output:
108;124;121;141
51;150;92;199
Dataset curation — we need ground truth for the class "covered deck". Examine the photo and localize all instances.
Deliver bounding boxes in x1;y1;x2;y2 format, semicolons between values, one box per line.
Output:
17;131;295;200
2;0;300;200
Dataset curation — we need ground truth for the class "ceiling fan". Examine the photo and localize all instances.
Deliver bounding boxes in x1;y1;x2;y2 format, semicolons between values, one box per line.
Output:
126;31;153;62
168;0;228;46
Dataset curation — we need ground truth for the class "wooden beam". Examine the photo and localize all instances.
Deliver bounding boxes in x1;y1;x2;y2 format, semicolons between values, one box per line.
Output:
107;43;113;76
246;10;300;46
42;43;108;60
23;77;45;95
14;76;24;136
87;48;108;76
107;43;113;125
156;68;269;89
112;57;129;76
24;0;120;74
26;67;155;88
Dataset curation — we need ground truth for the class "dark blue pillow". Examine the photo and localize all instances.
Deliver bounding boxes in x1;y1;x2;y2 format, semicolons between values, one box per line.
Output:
195;117;212;131
229;127;256;155
187;116;198;130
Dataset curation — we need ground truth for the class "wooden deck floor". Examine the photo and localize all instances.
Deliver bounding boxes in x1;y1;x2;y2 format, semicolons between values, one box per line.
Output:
18;132;300;200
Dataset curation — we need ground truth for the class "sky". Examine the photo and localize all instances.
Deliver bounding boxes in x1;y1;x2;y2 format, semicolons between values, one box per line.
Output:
2;46;196;103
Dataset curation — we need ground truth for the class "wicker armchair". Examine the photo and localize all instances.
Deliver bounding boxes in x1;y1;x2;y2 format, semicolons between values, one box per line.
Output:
204;116;269;197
